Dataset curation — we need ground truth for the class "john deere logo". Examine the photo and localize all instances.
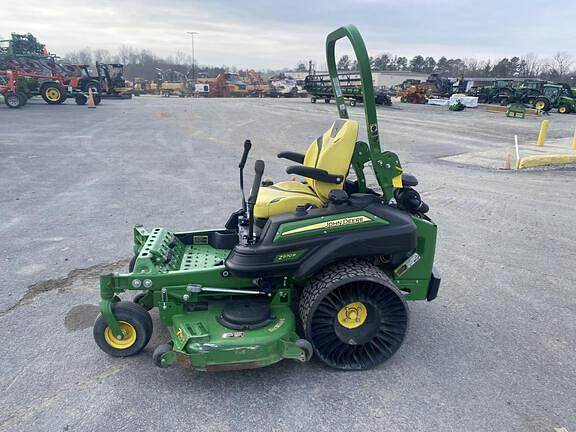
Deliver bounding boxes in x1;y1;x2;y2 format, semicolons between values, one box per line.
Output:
281;215;372;236
325;216;367;228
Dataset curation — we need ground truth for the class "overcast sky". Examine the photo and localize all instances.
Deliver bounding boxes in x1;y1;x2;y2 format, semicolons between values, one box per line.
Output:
3;0;575;69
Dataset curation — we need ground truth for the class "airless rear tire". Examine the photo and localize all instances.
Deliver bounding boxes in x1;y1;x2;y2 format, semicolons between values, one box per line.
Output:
299;260;409;370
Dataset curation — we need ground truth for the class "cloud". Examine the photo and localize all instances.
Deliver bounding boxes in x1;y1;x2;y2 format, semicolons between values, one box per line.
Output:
2;0;575;69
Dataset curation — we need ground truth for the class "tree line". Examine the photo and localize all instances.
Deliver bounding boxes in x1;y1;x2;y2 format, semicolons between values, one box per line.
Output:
330;52;574;82
64;46;233;81
64;45;574;84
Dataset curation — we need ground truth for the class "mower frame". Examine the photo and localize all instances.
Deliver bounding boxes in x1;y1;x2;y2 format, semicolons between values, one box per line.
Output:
94;25;440;372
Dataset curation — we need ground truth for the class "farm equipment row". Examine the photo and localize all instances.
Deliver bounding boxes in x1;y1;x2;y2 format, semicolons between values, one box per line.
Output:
467;80;576;114
134;71;309;99
395;72;576;114
1;33;132;108
0;68;101;108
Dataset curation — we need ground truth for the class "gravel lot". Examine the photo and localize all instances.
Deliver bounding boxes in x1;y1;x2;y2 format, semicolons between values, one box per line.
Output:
1;96;575;432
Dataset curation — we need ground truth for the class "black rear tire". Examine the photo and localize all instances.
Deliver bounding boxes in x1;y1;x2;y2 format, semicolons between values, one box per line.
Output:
497;88;513;106
41;83;67;105
75;94;87;105
299;260;409;370
533;97;551;112
85;80;101;94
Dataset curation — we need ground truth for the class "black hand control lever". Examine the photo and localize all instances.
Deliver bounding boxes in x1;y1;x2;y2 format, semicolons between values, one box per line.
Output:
247;160;265;242
239;139;252;212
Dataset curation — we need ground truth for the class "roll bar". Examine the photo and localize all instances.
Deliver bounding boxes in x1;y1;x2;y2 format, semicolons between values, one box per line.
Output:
325;24;381;156
325;25;404;201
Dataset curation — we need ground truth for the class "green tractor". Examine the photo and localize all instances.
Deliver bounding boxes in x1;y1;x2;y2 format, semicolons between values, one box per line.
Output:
93;25;440;371
533;84;576;114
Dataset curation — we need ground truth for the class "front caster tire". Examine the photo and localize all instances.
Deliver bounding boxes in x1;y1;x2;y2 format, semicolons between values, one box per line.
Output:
153;343;173;368
93;302;153;357
299;260;409;370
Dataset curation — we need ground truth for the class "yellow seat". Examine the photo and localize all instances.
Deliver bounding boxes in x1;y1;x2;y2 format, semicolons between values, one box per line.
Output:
254;119;359;219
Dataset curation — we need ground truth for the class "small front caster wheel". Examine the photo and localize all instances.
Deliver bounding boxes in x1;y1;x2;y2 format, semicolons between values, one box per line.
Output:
295;339;314;362
93;302;153;357
153;343;173;368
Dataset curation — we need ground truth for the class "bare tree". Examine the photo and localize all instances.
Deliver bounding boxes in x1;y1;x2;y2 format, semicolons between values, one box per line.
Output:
520;53;541;77
464;57;479;75
65;48;93;65
93;49;111;63
549;52;572;78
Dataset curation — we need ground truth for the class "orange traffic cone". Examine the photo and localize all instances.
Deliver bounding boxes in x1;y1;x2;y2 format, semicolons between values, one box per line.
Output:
500;152;511;170
87;88;96;108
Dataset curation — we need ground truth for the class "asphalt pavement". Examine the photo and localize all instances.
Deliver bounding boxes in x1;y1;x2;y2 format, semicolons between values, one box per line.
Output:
1;96;574;432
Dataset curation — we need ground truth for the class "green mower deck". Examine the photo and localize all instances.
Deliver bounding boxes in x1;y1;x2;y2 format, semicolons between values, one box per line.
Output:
93;24;440;372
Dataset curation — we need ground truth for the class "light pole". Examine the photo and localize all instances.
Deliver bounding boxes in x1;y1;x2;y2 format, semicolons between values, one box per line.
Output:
186;31;199;81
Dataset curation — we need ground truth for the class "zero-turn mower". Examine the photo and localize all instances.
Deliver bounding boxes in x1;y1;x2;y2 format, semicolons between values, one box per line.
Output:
93;25;440;371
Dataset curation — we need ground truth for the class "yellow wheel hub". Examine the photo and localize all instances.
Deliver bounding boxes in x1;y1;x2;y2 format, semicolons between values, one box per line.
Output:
337;302;367;329
104;321;137;349
45;88;61;101
535;101;545;110
559;106;566;113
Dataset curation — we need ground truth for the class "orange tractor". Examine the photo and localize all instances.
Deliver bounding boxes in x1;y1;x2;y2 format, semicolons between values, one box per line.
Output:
197;73;247;97
244;69;268;97
398;84;432;104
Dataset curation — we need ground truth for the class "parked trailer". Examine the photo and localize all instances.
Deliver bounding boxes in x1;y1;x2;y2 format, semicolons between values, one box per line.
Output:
304;73;391;106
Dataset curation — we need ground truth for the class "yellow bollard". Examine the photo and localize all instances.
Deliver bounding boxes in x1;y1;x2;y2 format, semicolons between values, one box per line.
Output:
536;119;549;146
573;128;576;150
